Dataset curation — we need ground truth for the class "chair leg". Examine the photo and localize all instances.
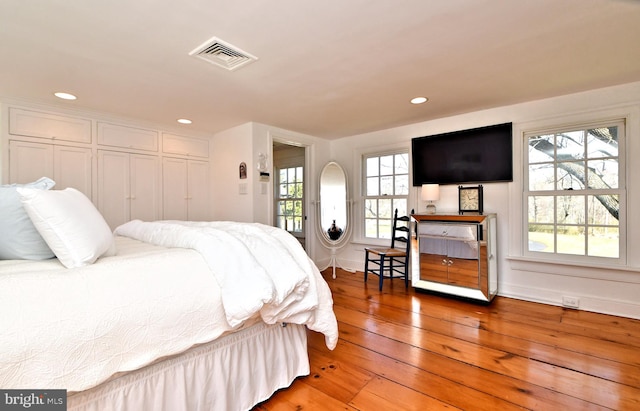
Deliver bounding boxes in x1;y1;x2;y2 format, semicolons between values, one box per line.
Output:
404;259;409;288
364;251;369;282
378;255;385;291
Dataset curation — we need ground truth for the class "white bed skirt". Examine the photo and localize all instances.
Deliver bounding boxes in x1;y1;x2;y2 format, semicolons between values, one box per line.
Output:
68;322;309;411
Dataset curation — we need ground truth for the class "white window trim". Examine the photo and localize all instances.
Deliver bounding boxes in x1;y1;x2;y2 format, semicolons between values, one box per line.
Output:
523;118;626;264
353;143;412;246
509;104;639;270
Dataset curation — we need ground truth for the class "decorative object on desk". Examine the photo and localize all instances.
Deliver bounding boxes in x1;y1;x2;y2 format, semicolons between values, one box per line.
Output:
421;183;440;214
458;184;483;214
327;220;343;240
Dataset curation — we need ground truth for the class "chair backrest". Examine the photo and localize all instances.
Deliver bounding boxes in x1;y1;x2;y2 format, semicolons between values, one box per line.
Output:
390;208;414;252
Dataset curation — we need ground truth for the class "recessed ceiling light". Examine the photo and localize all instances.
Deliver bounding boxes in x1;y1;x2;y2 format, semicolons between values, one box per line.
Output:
177;118;192;124
411;97;428;104
54;92;77;100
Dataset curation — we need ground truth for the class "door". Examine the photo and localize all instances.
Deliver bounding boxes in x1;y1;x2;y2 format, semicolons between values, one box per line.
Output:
54;145;92;199
187;160;209;221
162;157;209;221
162;157;188;220
9;141;53;184
98;150;130;229
130;154;160;223
273;142;306;249
98;151;159;229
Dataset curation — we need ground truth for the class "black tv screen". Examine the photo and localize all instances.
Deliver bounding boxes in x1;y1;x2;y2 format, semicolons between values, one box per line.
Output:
411;122;513;186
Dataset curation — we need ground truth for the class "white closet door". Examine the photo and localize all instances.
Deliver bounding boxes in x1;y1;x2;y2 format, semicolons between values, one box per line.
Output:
98;150;130;230
54;145;92;199
130;154;160;223
8;140;54;184
162;157;188;221
187;160;210;221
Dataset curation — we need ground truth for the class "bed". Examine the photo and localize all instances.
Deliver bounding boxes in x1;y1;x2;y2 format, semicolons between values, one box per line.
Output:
0;181;339;411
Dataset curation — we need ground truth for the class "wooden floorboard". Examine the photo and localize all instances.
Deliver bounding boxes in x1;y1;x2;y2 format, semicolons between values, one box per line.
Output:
254;268;640;410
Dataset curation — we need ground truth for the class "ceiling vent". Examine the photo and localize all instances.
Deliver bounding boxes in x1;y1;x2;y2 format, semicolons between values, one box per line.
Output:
189;37;258;71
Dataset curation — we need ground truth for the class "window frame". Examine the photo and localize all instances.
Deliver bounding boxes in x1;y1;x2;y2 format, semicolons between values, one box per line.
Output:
522;118;627;265
274;165;305;237
361;149;410;242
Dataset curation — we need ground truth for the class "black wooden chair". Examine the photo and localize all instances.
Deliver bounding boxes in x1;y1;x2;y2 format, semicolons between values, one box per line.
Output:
364;208;413;291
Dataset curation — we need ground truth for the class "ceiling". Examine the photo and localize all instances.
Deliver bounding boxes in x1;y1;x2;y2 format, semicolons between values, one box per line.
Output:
1;0;639;140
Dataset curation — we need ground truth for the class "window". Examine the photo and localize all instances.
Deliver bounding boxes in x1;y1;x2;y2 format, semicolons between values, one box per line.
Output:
525;120;624;261
275;166;304;234
363;152;409;239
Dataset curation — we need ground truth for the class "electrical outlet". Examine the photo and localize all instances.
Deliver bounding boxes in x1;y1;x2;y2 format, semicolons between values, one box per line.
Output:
562;296;580;309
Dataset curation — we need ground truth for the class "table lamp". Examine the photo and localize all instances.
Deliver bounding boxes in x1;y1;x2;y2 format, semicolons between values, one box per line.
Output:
421;184;440;214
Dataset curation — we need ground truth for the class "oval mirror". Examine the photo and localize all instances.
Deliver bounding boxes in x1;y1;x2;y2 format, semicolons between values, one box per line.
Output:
319;161;349;245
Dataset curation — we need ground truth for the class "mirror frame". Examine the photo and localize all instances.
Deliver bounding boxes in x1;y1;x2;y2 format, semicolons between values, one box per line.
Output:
317;161;350;247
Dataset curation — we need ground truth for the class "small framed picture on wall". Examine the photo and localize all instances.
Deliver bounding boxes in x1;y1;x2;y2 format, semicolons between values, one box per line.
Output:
239;162;247;179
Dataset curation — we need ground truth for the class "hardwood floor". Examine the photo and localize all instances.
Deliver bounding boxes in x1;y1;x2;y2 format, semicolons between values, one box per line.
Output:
254;268;640;410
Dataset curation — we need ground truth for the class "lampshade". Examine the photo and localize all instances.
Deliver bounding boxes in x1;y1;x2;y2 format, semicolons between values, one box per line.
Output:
421;184;440;201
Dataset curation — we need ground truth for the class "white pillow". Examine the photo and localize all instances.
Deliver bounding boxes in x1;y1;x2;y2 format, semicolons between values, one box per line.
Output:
17;187;116;268
0;177;56;260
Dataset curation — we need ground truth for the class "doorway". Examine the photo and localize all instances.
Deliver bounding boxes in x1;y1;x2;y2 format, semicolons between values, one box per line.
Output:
272;141;306;249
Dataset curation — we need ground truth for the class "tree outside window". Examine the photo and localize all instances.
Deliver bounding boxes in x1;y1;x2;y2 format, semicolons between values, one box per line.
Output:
276;166;303;233
526;121;623;260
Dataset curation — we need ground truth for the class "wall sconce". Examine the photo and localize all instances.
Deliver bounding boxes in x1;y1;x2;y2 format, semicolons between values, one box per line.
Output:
421;184;440;214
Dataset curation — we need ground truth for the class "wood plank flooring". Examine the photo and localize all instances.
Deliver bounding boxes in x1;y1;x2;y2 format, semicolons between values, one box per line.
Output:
254;268;640;410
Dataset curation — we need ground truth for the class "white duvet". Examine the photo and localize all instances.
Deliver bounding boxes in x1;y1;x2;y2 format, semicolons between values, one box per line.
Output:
115;220;338;345
0;221;338;392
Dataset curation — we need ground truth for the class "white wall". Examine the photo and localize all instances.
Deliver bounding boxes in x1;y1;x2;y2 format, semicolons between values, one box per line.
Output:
251;122;332;263
329;81;640;319
211;122;332;262
210;122;254;222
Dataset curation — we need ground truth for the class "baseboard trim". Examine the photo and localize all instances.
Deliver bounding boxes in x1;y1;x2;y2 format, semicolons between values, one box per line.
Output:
499;283;640;320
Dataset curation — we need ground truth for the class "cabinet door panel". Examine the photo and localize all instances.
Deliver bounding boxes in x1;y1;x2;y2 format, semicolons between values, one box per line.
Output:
98;151;130;229
97;122;158;151
54;145;92;199
9;108;91;143
187;160;209;221
162;158;188;220
9;141;53;184
162;133;209;158
130;154;160;223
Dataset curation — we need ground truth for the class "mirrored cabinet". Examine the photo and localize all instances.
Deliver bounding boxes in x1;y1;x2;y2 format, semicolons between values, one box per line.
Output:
410;214;498;303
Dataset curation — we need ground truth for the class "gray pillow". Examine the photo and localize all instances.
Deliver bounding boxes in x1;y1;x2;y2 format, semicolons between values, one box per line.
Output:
0;177;56;260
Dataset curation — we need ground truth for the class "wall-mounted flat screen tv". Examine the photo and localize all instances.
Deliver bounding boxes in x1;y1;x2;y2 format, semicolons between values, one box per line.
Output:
411;122;513;186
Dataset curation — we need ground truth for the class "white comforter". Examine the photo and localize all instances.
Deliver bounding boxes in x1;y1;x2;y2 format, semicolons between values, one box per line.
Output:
0;221;338;392
115;220;338;347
